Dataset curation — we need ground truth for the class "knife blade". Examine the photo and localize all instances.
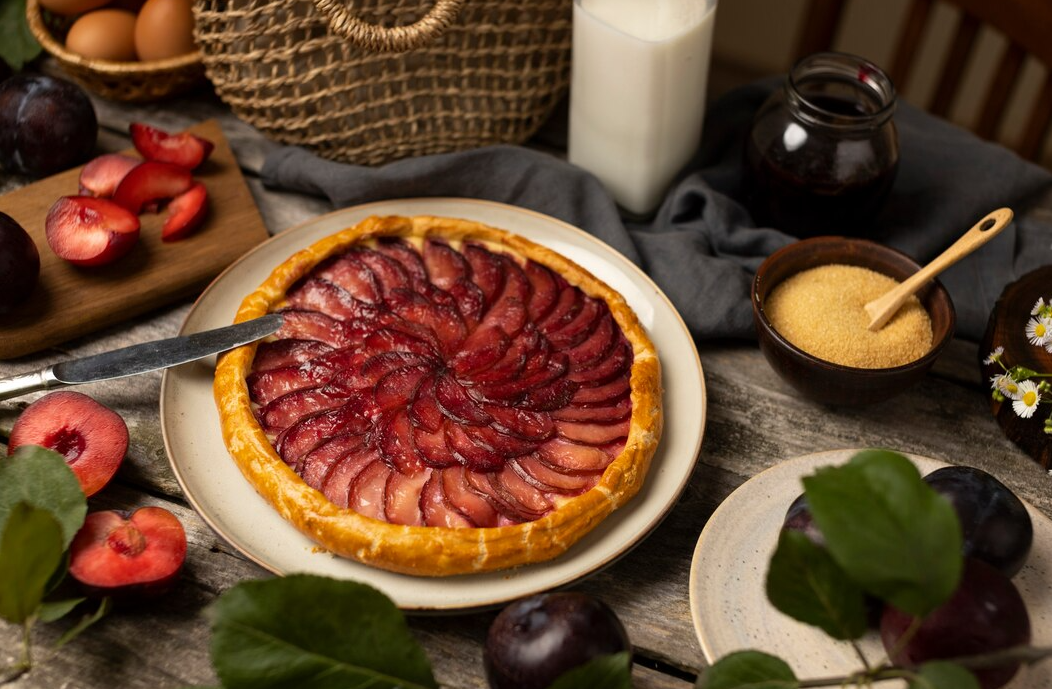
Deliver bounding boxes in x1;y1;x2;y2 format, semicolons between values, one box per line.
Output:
0;313;283;401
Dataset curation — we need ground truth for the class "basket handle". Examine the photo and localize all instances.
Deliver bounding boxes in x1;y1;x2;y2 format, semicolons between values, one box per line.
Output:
312;0;466;53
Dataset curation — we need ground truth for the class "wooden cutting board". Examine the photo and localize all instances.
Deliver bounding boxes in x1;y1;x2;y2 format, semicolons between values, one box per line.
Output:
0;119;269;359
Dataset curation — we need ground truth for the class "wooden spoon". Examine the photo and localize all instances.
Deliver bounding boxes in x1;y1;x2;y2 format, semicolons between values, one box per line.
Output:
864;207;1014;331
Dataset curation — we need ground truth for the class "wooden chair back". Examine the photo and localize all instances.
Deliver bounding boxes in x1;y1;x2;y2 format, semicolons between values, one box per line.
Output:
795;0;1052;162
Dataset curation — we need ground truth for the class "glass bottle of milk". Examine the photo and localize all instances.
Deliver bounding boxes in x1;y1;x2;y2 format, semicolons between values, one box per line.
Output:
568;0;718;217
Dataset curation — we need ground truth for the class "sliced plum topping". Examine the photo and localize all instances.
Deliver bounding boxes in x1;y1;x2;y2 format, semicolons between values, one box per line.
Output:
248;238;637;526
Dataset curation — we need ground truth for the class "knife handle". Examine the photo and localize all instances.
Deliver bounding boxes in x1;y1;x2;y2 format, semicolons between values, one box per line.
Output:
0;368;62;402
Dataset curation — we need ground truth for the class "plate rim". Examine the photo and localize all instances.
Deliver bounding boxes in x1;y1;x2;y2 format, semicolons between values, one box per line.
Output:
160;197;707;611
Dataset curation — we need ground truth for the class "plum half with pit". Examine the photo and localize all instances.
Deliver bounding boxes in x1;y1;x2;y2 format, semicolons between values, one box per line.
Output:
69;507;187;598
484;591;631;689
923;465;1033;578
0;210;40;314
881;557;1030;689
0;74;97;178
7;391;128;497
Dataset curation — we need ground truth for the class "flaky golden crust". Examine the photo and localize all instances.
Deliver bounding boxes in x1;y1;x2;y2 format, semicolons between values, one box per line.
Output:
213;215;663;576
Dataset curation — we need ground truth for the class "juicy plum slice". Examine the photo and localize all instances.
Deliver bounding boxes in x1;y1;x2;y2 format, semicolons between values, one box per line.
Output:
523;261;560;321
274;309;359;349
408;374;444;432
538;438;614;473
538;284;583;333
299;434;367;490
314;253;382;303
112;161;194;214
490;465;553;517
517;377;579;412
8;391;128;497
364;327;440;361
161;182;208;242
552;394;632;423
467;326;539;385
423;239;470;288
349;460;393;520
570;374;630;405
435;373;493;425
275;400;373;464
45;196;140;267
375;365;432;411
386;288;467;350
476;294;528;340
463;424;538;457
286;277;378;322
247;363;331;407
442;466;500;527
555;418;630;445
448;278;486;329
463;243;507;306
464;469;533;523
130;122;214;169
568;339;632;385
483;404;555;441
546;298;601;349
413;422;457;468
68;507;186;597
376;237;428;286
376;410;426;475
253;339;334;373
384;469;430;525
320;447;380;507
421;472;473;528
471;355;569;404
354;248;410;295
446;423;504;471
566;313;618;367
511;455;600;495
451;326;511;376
258;387;347;434
79;153;139;198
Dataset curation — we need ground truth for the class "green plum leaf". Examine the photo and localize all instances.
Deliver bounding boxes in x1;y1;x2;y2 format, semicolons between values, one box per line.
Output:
36;597;85;623
696;650;798;688
207;574;438;689
546;652;632;689
908;661;981;689
766;529;869;640
0;502;65;624
0;0;41;71
803;450;962;617
0;446;87;548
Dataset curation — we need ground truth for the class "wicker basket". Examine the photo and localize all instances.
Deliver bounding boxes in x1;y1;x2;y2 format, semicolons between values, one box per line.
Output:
26;0;207;103
192;0;572;165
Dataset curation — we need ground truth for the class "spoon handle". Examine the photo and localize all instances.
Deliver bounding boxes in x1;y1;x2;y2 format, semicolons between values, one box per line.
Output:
865;207;1014;331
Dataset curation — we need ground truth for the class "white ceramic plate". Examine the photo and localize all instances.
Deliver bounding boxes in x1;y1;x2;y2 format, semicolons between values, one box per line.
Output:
161;198;706;611
689;449;1052;688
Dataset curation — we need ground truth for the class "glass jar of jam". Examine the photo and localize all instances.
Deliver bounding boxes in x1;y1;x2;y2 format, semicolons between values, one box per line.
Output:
744;52;899;238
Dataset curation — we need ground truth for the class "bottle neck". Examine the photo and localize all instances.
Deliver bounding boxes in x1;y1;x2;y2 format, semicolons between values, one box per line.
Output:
785;52;897;132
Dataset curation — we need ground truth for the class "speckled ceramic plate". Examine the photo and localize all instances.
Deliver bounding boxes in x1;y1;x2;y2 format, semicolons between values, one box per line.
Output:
689;449;1052;688
160;198;706;612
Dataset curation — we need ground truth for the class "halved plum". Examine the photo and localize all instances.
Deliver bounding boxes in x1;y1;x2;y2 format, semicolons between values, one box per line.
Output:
45;196;140;267
8;391;128;496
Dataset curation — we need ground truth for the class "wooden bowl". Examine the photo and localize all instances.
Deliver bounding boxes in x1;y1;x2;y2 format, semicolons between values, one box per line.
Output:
751;236;956;406
26;0;206;103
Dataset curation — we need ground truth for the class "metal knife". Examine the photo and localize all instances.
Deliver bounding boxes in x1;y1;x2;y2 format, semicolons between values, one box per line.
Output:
0;313;283;402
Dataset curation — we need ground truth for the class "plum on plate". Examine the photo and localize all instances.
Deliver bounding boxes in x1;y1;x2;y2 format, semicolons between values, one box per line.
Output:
0;74;97;178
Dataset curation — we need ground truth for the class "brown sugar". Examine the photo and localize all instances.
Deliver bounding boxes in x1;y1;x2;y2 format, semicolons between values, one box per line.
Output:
765;264;933;368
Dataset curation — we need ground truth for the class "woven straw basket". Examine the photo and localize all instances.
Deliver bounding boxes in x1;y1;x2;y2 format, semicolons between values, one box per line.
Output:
26;0;206;103
192;0;572;165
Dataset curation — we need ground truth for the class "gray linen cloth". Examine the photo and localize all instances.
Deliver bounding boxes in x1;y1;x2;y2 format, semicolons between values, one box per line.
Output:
261;81;1052;342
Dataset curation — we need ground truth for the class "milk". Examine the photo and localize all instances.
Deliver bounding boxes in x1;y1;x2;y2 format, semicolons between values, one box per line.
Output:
568;0;718;216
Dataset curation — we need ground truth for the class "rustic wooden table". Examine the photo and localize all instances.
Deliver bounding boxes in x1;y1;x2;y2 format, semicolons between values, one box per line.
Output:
1;82;1050;689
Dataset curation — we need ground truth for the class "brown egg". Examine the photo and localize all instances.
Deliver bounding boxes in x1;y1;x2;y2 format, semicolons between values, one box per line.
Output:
66;9;138;62
38;0;109;16
134;0;196;62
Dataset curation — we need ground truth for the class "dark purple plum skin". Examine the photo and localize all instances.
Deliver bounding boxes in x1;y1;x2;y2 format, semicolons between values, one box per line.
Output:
924;465;1033;578
881;557;1030;689
0;211;39;313
0;74;97;178
484;592;631;689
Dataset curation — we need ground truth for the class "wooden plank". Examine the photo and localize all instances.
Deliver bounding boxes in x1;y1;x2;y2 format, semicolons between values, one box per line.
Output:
0;119;270;359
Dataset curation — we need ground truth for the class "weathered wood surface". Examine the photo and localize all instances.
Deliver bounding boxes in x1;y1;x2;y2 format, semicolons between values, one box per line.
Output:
1;81;1050;689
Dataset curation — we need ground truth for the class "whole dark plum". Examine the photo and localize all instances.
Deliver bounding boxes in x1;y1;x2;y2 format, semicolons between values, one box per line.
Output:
924;465;1033;578
0;74;97;178
881;557;1030;689
0;211;40;313
484;592;631;689
783;492;826;547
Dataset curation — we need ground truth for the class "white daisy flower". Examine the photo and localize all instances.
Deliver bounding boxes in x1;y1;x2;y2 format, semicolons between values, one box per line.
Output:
1012;380;1041;419
1033;297;1046;316
1026;317;1052;347
992;374;1023;400
983;346;1004;365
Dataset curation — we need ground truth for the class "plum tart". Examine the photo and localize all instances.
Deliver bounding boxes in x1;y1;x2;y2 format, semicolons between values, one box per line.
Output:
213;215;662;576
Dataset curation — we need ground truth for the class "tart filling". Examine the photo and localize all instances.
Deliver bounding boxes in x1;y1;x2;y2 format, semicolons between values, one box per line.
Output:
214;215;662;575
